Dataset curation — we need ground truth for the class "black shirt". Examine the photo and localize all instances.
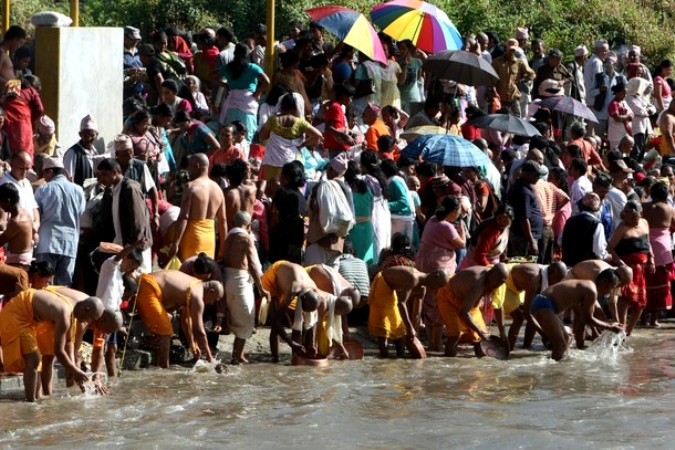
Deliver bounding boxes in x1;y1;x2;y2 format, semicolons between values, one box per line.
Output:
508;179;543;239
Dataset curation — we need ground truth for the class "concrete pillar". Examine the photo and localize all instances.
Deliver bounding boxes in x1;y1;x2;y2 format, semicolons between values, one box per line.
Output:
34;27;123;151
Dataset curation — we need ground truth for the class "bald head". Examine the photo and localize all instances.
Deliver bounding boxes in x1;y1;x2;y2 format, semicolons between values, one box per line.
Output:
340;287;361;308
233;210;252;228
10;150;32;180
97;309;124;333
335;296;353;316
526;148;545;165
487;263;509;289
188;153;210;179
204;280;224;302
424;270;450;289
548;261;568;285
73;297;105;322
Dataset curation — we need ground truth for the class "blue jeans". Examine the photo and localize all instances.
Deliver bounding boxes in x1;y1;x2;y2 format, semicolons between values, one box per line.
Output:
36;253;76;287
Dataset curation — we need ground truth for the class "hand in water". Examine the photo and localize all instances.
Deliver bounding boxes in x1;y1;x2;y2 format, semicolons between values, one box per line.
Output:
94;382;109;396
608;322;624;333
193;347;202;360
72;369;89;387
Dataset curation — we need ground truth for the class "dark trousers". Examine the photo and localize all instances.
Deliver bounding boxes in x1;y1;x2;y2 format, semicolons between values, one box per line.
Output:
537;225;554;264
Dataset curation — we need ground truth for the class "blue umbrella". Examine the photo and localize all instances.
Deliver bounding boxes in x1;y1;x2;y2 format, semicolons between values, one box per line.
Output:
401;134;491;167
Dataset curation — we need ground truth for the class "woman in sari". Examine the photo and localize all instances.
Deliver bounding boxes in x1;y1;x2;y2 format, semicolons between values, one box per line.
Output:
461;204;513;269
345;161;375;265
641;182;674;327
416;196;465;350
218;43;270;142
360;151;391;260
607;201;655;336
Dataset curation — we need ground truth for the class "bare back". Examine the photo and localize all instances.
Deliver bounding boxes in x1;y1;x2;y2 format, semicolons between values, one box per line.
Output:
152;270;204;310
0;51;13;85
642;201;674;229
1;209;33;254
183;176;225;220
448;267;489;309
381;266;422;293
222;232;256;272
224;181;256;229
275;262;317;295
542;279;597;313
32;290;73;328
307;264;351;295
571;260;611;281
510;263;542;292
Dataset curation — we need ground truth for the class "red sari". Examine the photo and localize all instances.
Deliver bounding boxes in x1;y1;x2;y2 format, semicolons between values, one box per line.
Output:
620;252;648;308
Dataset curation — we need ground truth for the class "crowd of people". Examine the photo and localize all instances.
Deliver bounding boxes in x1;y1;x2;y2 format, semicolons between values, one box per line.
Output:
0;17;674;402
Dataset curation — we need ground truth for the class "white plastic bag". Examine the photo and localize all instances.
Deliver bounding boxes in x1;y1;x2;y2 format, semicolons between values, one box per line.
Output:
315;180;354;237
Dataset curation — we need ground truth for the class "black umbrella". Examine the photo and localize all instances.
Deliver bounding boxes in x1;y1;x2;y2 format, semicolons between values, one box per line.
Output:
423;50;499;87
468;113;542;137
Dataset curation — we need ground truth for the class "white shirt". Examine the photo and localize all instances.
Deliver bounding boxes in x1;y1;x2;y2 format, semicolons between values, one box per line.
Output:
570;175;593;214
584;54;604;105
0;173;38;221
112;180;123;245
96;256;124;311
607;186;628;232
588;213;608;260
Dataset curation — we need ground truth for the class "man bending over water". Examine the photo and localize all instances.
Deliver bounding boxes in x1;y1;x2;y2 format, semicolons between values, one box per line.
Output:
531;269;623;361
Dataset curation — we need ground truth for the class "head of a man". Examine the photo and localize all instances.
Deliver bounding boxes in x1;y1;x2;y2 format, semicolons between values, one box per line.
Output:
94;309;124;333
187;153;209;180
594;40;609;59
9;151;31;181
424;270;450;290
485;263;509;294
596;268;620;296
73;297;105;322
548;262;568;286
96;158;123;187
219;124;235;149
299;289;321;312
114;134;134;169
0;182;19;213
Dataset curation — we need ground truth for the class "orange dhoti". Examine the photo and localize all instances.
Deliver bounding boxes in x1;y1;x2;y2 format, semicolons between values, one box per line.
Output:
0;290;39;372
178;219;216;261
136;274;174;336
436;284;487;343
368;272;406;340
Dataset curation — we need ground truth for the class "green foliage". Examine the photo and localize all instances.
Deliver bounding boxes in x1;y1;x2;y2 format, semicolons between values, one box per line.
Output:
5;0;674;65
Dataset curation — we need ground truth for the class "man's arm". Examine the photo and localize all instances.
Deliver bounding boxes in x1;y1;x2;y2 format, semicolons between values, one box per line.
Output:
395;288;416;338
216;191;227;260
271;291;303;350
53;313;89;385
190;297;212;362
168;185;192;258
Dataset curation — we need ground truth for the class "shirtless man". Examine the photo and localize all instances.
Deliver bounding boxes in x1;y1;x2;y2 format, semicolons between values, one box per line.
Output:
0;183;33;268
0;289;103;402
436;264;509;357
261;260;322;362
134;270;224;368
305;264;359;357
221;211;269;364
168;153;227;262
42;286;122;396
224;159;257;230
531;271;623;361
0;26;26;84
369;266;449;358
657;100;675;156
500;262;567;350
570;260;632;323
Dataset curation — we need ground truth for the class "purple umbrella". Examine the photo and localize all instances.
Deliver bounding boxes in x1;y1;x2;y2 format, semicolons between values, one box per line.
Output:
539;95;599;123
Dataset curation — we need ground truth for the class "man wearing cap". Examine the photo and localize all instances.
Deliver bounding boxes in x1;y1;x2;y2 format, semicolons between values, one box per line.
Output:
362;103;390;152
561;192;609;266
491;38;536;117
566;45;588;104
63;114;101;187
123;26;145;100
113;134;160;226
508;160;543;257
95;158;153;272
33;115;61;157
0;151;40;243
34;157;86;286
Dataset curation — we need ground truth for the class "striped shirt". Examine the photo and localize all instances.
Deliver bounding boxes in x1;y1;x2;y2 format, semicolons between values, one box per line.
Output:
533;180;570;226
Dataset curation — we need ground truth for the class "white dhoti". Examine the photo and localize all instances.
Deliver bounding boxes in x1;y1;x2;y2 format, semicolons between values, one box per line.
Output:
225;268;256;339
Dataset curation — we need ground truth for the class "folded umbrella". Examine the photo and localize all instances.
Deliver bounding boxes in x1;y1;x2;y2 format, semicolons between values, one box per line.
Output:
401;134;491;167
467;114;542;138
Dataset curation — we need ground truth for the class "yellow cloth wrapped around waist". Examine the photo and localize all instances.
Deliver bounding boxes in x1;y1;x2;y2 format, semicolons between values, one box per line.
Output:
136;274;173;336
0;290;39;372
436;283;486;343
367;272;406;340
178;218;216;261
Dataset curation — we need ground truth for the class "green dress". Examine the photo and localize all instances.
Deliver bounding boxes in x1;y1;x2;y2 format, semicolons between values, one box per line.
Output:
349;186;375;265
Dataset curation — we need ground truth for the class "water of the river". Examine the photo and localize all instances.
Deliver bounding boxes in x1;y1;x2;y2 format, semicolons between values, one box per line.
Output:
1;329;674;449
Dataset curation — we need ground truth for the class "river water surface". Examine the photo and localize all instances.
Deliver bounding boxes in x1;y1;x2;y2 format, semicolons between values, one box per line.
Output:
1;328;674;449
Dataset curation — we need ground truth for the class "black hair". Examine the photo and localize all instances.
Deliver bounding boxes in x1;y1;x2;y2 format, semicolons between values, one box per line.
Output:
124;96;148;118
597;268;620;286
434;195;460;220
281;161;305;189
97;158;122;173
424;94;442;112
0;183;20;205
151;103;173;118
360;150;389;199
278;93;298;113
122;273;138;297
127;249;144;265
280;49;300;68
194;252;214;275
13;46;31;61
231;120;247;135
650;181;669;202
570;157;588;174
265;84;289;106
131;109;151;126
345;160;367;193
152;31;168;44
3;26;26;42
217;27;235;42
377;135;396;153
653;59;673;79
210;163;228;178
470;204;514;246
593;173;612;190
174;110;191;124
29;260;55;277
415;161;437;178
530;135;548;151
380;158;399;179
226;43;251;80
226;159;249;186
161;79;179;93
397;156;416;170
334;83;356;100
342;237;355;255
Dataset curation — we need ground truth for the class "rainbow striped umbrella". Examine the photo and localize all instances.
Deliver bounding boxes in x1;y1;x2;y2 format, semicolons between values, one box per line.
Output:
370;0;463;54
306;6;387;64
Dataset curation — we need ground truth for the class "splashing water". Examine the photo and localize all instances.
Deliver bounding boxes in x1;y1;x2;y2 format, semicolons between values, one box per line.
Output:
191;360;227;374
573;331;631;362
81;372;108;397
